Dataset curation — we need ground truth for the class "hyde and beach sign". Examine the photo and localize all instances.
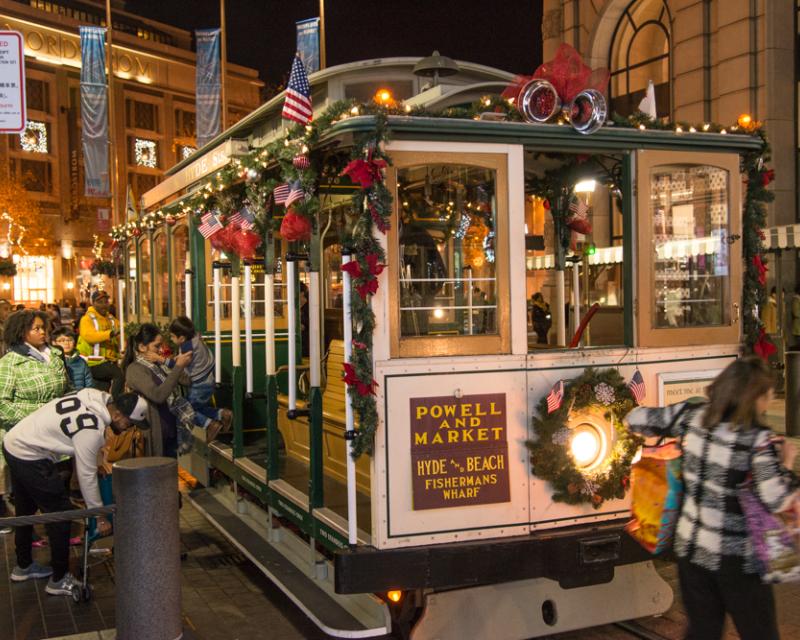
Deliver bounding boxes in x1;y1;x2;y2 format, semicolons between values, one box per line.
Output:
0;31;25;133
410;392;510;510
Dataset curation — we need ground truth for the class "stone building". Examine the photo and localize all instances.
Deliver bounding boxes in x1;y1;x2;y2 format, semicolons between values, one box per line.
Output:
541;0;798;286
0;0;262;305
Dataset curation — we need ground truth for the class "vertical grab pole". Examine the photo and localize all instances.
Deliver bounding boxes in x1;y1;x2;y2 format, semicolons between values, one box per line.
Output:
244;261;254;394
572;260;581;341
184;253;193;320
213;262;222;384
264;269;278;481
117;277;126;353
286;256;297;412
308;270;323;510
231;262;243;458
265;272;276;376
341;250;357;545
231;267;241;368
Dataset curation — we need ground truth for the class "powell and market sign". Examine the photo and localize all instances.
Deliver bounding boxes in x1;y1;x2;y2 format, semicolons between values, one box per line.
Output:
2;16;155;81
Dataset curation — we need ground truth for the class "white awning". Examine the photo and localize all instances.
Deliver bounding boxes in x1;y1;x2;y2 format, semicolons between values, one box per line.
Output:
763;224;800;251
526;245;623;270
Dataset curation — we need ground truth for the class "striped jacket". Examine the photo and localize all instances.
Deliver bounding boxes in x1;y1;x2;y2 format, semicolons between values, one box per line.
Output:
626;401;800;573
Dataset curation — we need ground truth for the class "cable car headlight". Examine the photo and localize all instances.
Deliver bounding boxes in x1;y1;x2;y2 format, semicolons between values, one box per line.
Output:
569;423;607;470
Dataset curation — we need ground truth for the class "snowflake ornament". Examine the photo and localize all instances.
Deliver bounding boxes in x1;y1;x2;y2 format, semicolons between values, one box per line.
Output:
594;382;615;405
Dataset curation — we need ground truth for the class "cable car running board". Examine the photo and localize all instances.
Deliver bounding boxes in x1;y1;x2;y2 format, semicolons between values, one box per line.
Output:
188;487;391;638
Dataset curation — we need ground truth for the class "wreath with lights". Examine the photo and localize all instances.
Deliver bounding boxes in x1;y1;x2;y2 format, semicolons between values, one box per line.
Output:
527;368;642;509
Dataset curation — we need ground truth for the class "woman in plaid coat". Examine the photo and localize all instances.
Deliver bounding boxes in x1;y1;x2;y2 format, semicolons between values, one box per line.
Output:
626;357;798;640
0;310;67;522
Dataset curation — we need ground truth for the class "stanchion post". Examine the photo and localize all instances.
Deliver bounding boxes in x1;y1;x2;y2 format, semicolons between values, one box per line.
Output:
114;457;181;640
342;250;357;545
786;351;799;437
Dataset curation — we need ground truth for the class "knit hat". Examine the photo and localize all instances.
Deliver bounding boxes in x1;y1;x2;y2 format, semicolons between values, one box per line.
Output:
114;392;149;427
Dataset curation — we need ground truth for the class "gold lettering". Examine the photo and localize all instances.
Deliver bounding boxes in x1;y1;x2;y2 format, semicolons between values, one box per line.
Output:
414;432;428;446
45;35;58;56
461;404;472;417
438;419;451;430
415;406;428;420
477;428;489;441
492;427;503;440
455;417;465;428
135;57;152;78
444;404;455;417
430;405;442;419
490;402;502;415
27;31;43;52
469;417;480;427
431;432;444;444
447;430;459;443
475;403;487;416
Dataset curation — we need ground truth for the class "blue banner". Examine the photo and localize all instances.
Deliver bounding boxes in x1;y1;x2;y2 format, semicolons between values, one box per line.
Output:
195;29;221;148
79;27;109;198
296;18;320;75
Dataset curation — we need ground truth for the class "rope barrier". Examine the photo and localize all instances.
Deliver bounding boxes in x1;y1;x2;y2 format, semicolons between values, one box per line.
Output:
0;505;115;527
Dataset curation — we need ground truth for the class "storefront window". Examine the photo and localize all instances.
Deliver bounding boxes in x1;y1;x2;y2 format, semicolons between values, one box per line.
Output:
649;164;730;328
13;255;54;306
139;237;152;319
397;164;498;338
153;231;169;320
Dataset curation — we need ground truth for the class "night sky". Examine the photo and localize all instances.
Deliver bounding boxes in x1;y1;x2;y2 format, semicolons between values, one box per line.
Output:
127;0;543;90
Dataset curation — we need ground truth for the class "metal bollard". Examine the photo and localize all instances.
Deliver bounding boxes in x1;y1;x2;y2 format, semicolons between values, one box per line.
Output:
114;457;182;640
786;351;800;437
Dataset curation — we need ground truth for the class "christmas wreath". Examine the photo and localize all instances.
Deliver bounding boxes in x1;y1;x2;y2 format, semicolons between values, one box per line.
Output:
527;368;641;508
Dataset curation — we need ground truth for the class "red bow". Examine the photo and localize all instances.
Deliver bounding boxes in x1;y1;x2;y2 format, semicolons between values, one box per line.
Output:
341;156;387;189
754;328;777;360
761;168;775;187
280;209;312;242
342;363;376;396
753;254;767;286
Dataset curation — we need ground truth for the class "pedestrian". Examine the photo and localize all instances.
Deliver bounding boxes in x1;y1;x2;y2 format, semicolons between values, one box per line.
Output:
299;284;310;358
123;323;195;457
2;388;147;595
762;286;777;335
0;310;68;531
625;357;798;640
163;316;231;442
531;292;552;345
77;290;123;397
51;326;93;391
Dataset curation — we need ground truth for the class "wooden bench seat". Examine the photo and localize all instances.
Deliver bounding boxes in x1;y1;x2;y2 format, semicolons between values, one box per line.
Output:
277;340;370;495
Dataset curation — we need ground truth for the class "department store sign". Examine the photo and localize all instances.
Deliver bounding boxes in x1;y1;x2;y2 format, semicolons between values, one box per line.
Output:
1;16;156;82
409;392;510;510
0;31;25;132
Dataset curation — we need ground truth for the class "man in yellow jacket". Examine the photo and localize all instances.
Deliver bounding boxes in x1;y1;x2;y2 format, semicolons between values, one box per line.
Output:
77;290;124;397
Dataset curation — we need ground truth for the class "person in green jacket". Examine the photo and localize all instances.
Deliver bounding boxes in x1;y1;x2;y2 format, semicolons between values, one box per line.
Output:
0;310;67;527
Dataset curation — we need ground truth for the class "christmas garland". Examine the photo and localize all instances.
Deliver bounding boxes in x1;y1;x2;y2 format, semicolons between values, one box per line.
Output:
106;95;773;457
526;368;641;508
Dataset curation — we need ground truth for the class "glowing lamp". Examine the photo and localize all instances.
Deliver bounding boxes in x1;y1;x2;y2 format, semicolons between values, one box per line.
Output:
387;590;403;603
2;282;9;291
66;282;74;290
374;88;394;106
584;243;597;257
574;179;596;193
570;424;604;468
737;113;752;128
433;307;445;319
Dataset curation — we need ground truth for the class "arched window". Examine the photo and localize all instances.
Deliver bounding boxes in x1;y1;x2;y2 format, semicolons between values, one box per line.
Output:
609;0;671;118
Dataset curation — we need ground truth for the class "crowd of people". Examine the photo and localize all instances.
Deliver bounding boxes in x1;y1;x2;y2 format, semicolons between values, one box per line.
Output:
0;292;231;597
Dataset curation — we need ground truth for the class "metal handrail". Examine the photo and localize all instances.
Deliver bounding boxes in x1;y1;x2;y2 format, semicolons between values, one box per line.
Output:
0;505;115;527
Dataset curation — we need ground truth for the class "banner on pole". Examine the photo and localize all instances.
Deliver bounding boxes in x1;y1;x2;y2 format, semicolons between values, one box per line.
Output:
296;18;320;75
79;27;109;198
195;29;221;148
0;31;26;133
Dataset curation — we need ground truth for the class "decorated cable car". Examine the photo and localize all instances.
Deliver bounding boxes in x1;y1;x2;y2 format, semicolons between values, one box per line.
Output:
114;50;773;639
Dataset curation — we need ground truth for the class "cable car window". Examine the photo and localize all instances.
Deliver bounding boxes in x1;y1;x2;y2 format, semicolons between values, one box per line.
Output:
139;236;151;319
649;164;730;328
397;164;498;339
172;224;188;315
153;231;169;320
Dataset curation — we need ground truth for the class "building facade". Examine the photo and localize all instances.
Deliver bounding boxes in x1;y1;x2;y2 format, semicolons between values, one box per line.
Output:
541;0;798;287
0;0;262;306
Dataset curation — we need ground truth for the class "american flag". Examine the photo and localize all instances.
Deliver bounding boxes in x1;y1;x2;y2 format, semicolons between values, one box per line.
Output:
282;55;313;125
546;380;564;414
273;183;290;205
284;180;304;207
569;197;589;219
197;211;222;238
229;208;255;230
628;369;646;404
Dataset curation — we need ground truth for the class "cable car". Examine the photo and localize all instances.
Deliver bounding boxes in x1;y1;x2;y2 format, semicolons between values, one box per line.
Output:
119;58;764;639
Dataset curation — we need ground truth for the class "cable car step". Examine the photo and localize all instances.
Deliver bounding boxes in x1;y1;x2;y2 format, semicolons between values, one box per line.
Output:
188;488;391;638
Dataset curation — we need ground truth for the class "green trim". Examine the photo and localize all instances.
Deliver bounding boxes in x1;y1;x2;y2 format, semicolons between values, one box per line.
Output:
322;116;764;154
623;153;634;346
232;366;245;458
312;518;349;551
309;386;323;509
265;375;279;481
271;494;311;530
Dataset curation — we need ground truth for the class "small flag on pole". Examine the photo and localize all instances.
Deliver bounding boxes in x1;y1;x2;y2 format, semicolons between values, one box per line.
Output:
273;183;290;205
197;211;222;238
628;369;646;404
282;54;313;125
228;207;255;230
284;180;304;207
546;380;565;414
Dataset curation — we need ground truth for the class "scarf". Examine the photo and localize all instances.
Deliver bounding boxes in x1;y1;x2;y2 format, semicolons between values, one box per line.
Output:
135;355;195;427
11;343;51;363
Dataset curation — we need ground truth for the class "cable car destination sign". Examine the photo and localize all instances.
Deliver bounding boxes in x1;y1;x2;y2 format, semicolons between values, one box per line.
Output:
410;393;510;510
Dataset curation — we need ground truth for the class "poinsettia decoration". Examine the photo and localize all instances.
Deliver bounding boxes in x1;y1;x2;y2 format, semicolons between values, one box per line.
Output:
752;254;767;286
753;327;777;360
280;208;313;242
341;150;387;189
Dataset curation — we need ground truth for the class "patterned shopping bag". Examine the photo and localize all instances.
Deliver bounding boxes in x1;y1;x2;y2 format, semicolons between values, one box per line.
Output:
625;441;683;554
739;482;800;583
